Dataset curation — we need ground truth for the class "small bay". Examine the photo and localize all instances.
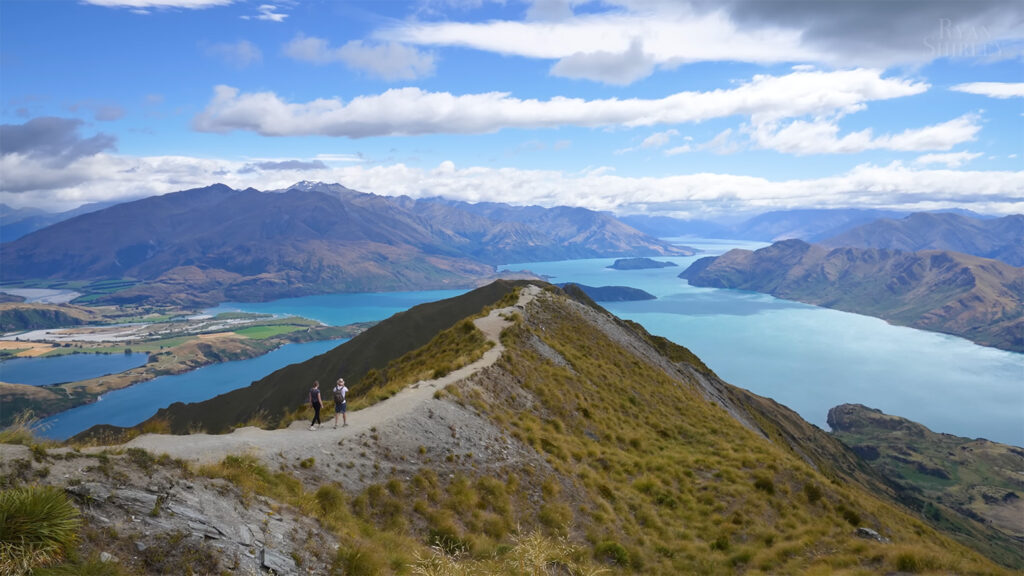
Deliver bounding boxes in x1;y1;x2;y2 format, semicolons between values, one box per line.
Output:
38;339;345;440
0;353;149;386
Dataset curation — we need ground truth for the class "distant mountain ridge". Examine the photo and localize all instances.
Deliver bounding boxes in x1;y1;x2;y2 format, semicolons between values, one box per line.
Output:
0;183;690;306
680;240;1024;352
822;212;1024;266
0;201;118;243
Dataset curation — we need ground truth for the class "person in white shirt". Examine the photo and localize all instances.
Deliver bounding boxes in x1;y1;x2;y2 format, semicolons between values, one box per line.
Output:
332;378;349;428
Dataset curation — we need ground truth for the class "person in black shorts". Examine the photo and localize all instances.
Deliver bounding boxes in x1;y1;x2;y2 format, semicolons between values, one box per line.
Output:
332;378;349;428
309;380;322;430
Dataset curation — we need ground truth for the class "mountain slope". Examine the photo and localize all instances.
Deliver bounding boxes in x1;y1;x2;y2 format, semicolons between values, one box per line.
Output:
0;183;688;305
75;281;1019;572
731;208;909;242
823;212;1024;266
829;404;1024;544
680;240;1024;352
0;201;117;243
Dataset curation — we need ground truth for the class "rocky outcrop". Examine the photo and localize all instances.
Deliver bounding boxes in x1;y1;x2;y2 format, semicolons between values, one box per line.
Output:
0;445;326;576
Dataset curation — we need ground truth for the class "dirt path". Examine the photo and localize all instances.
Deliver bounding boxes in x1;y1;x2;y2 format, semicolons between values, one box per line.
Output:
120;285;541;466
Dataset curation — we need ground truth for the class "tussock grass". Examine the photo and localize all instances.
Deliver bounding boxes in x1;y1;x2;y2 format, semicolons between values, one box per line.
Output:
411;531;606;576
0;485;82;575
0;411;55;448
196;287;1012;574
464;291;1014;574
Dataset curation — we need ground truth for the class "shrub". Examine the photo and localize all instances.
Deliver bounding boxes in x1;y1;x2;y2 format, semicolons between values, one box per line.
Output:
333;544;389;576
315;484;346;516
753;475;775;495
803;483;823;503
0;412;46;447
0;485;81;575
595;540;631;566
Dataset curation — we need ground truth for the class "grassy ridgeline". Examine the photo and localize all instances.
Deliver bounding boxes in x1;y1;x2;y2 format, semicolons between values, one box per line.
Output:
76;279;534;439
50;282;1019;573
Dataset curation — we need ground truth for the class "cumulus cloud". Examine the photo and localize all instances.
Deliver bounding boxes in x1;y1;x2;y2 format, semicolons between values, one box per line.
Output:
3;152;1021;218
204;40;263;68
385;8;819;79
748;114;981;155
950;82;1024;99
0;117;116;169
383;0;1024;78
720;0;1024;67
914;151;983;168
283;34;435;80
550;38;656;85
193;68;927;137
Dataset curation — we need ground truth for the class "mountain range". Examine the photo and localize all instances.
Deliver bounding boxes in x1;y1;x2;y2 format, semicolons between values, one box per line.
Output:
0;182;689;306
72;280;1021;572
680;239;1024;352
822;212;1024;266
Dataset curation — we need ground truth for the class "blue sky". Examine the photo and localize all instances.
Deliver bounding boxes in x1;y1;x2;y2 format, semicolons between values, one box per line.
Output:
1;0;1022;219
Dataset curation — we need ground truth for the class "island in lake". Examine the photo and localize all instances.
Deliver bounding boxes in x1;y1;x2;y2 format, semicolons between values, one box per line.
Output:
608;257;679;270
557;283;656;302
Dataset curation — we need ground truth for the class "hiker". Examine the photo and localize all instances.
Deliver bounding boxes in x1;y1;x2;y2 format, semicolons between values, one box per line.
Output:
333;378;349;428
309;380;322;430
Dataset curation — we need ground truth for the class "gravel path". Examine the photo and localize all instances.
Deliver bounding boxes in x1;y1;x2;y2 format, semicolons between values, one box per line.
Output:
121;285;542;467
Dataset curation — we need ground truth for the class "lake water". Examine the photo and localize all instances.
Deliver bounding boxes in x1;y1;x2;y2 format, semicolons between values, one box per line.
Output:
205;289;468;326
0;353;149;386
34;289;469;440
26;239;1024;446
504;239;1024;447
37;339;345;440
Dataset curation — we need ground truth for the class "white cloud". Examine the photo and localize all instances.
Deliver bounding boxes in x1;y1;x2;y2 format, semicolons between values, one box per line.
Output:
84;0;234;8
747;114;981;155
550;38;655;85
384;9;822;81
283;34;436;80
382;1;1024;81
950;82;1024;99
3;151;1021;220
640;129;677;149
248;4;286;22
193;69;927;137
204;40;262;68
914;151;983;168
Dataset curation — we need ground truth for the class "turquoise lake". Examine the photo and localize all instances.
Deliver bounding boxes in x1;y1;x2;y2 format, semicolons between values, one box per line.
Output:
36;289;465;440
29;239;1024;445
0;352;148;386
37;339;345;439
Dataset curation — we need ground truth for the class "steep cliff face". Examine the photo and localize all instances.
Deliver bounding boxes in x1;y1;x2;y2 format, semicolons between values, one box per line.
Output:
680;240;1024;352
